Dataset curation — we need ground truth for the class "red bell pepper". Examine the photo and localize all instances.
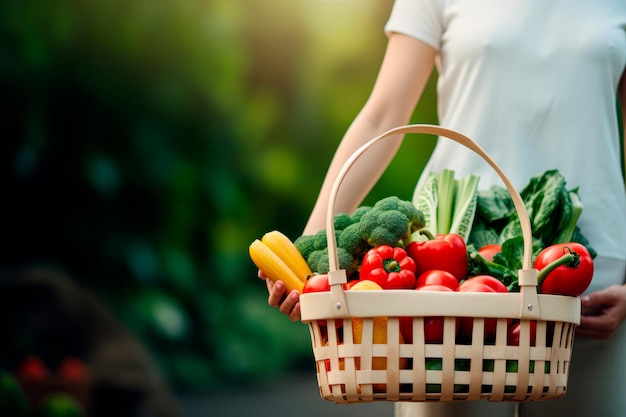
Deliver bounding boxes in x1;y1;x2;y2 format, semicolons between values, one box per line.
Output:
406;232;468;281
359;245;416;289
534;242;594;296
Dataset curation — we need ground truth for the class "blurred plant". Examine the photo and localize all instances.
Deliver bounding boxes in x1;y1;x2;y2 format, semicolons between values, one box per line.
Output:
0;0;436;392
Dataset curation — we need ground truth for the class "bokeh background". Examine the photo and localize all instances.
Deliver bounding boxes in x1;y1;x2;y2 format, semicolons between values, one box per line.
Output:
0;0;439;415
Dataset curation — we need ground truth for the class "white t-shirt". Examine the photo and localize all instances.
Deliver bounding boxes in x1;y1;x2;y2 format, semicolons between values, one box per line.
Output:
385;0;626;289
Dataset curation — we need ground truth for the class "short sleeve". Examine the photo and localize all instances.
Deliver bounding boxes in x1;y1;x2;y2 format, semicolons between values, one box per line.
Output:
384;0;444;50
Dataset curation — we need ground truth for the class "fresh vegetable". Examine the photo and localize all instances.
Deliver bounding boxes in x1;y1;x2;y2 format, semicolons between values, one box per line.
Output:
415;270;459;291
468;169;596;258
358;196;425;247
458;275;508;293
337;222;371;261
413;169;480;241
349;280;408;392
467;236;526;292
507;320;537;347
458;276;509;341
535;242;594;296
294;209;371;275
400;284;459;344
306;247;355;275
261;230;313;281
249;236;305;293
303;274;331;293
303;274;344;329
406;232;468;281
293;229;329;261
359;245;416;289
478;244;502;262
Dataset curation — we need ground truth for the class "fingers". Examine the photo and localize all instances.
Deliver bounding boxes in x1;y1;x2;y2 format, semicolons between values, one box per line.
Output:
267;280;285;307
266;280;302;321
279;290;301;322
578;310;620;339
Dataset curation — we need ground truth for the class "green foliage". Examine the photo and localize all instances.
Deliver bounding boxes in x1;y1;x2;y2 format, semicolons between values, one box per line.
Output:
0;0;437;393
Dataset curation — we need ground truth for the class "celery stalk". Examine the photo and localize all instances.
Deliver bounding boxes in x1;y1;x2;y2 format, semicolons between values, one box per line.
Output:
436;169;456;234
449;174;480;240
413;172;439;234
413;169;480;241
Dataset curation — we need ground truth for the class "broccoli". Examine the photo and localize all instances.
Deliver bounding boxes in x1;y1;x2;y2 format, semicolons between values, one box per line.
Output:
294;229;332;267
294;234;318;260
358;196;425;247
333;212;355;231
337;222;369;260
309;247;354;274
351;205;372;223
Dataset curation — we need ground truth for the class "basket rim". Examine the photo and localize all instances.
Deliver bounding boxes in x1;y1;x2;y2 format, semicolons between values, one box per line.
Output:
300;290;580;324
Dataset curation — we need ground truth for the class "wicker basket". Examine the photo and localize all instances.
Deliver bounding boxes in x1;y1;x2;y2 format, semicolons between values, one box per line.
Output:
299;124;580;404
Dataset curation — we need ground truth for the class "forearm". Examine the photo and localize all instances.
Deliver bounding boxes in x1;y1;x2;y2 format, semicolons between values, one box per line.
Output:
303;114;407;235
618;73;626;185
302;34;437;235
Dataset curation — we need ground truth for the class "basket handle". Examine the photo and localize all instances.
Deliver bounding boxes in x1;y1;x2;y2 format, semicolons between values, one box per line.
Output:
325;124;541;319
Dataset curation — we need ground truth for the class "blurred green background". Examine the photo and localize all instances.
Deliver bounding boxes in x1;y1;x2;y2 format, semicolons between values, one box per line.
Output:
0;0;438;395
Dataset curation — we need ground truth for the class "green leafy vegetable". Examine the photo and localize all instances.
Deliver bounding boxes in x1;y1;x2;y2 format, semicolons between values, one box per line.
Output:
468;169;595;257
413;169;480;241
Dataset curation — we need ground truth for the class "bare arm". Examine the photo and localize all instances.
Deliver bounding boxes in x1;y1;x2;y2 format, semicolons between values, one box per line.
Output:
303;33;437;235
265;34;437;321
618;72;626;184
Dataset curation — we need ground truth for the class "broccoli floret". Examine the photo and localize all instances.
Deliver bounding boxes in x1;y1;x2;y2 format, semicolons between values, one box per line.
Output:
337;222;369;259
351;205;372;223
306;249;327;273
333;212;355;231
311;247;354;274
294;234;318;260
294;229;331;260
313;229;329;250
358;196;426;247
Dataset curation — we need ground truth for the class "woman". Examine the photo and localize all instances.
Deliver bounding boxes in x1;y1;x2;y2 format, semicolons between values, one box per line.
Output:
265;0;626;415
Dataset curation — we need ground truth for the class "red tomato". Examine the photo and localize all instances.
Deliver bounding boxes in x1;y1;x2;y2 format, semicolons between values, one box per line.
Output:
534;242;594;296
303;274;331;293
415;270;459;290
458;275;508;293
457;277;508;341
478;244;502;262
400;285;459;344
507;320;537;347
303;274;343;329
